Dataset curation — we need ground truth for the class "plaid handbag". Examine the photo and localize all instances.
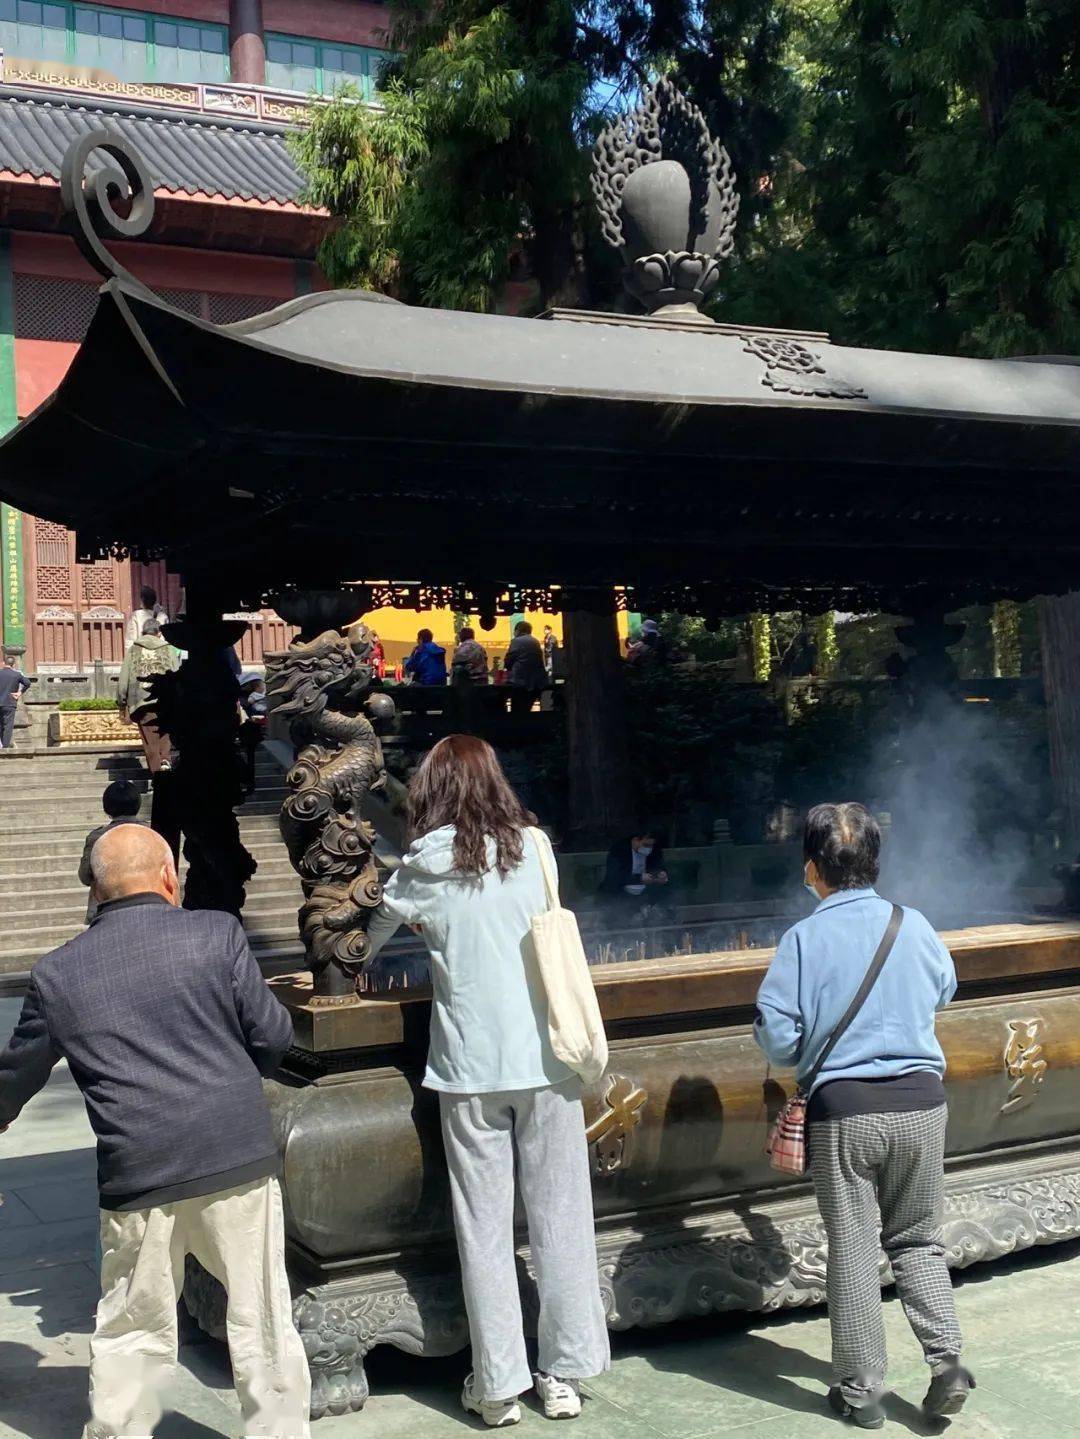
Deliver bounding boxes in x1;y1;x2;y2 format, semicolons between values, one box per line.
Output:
766;902;903;1176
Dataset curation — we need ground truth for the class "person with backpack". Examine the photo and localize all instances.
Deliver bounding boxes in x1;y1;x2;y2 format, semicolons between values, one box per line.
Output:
117;619;180;773
754;802;972;1429
364;735;610;1426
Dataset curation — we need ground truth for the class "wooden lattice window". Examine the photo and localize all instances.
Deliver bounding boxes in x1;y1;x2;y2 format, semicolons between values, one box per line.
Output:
34;517;71;601
15;274;100;343
83;562;114;603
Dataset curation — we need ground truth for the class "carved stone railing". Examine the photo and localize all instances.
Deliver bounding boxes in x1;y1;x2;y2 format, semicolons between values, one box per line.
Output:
0;47;381;125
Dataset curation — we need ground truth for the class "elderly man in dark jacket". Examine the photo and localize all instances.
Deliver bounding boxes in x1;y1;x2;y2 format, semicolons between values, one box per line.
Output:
0;824;308;1439
503;620;548;715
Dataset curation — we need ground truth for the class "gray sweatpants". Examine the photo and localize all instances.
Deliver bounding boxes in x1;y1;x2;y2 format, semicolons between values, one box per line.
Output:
439;1078;611;1401
810;1105;963;1403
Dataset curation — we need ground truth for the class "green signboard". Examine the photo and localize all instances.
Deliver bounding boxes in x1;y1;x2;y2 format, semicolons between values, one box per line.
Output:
0;230;24;654
1;504;25;652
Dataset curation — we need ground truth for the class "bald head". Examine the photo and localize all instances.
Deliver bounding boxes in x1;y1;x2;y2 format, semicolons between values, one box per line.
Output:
90;825;179;906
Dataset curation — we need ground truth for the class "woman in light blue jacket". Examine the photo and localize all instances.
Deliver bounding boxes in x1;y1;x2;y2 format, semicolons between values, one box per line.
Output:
365;735;609;1427
755;802;973;1430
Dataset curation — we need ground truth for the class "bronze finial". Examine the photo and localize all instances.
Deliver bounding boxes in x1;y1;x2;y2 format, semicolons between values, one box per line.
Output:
592;77;739;319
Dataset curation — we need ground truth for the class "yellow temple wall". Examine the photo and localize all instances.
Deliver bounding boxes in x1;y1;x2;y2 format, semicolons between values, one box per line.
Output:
364;608;632;667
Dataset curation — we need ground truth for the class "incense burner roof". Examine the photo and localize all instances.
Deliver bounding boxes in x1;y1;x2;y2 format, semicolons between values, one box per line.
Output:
3;275;1080;616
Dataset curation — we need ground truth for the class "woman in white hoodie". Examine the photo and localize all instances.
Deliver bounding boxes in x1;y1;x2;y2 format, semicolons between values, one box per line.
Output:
365;735;610;1427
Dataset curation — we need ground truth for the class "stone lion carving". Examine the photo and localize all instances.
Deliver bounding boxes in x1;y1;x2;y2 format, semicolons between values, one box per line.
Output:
265;628;390;1001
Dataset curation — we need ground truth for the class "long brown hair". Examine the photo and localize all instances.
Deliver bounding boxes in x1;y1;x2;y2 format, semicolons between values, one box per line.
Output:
407;734;536;878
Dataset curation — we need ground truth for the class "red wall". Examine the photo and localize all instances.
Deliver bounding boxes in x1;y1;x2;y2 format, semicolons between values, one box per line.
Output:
88;0;228;22
12;231;299;293
86;0;390;48
11;230;300;416
262;0;389;46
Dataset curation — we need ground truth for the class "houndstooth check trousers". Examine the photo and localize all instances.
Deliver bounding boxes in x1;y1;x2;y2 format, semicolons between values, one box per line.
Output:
810;1104;963;1401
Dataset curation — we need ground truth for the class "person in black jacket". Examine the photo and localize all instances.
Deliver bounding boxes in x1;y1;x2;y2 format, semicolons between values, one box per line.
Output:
0;824;309;1439
503;621;548;715
598;830;673;913
0;652;34;749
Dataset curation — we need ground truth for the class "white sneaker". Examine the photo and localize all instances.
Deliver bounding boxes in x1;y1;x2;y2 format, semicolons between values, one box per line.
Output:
462;1373;522;1427
534;1373;583;1419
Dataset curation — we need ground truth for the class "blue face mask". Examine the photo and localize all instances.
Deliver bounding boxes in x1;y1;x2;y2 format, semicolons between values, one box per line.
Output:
804;865;819;901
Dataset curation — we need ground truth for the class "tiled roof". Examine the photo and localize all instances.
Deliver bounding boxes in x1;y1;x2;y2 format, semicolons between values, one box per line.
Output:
0;87;306;205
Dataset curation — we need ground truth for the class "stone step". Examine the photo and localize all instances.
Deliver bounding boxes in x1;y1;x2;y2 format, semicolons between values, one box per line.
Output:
0;819;285;858
0;932;427;984
0;762;282;784
0;832;289;862
0;850;297;882
0;901;303;951
0;777;286;800
0;800;287;833
0;780;284;804
0;880;301;915
0;928;307;977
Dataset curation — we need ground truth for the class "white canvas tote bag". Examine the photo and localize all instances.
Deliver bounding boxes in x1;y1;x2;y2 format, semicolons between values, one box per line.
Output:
527;827;609;1085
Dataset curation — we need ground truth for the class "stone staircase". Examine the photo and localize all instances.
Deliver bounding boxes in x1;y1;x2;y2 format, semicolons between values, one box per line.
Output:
0;747;306;979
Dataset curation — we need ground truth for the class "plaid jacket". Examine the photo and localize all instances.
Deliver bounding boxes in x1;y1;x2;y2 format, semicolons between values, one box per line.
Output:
0;894;293;1210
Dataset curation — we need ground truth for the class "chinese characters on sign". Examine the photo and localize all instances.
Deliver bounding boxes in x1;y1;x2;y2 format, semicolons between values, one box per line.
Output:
1001;1019;1047;1115
1;504;25;652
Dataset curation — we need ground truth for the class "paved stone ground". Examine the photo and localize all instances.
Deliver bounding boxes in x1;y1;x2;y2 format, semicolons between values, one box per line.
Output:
0;995;1076;1439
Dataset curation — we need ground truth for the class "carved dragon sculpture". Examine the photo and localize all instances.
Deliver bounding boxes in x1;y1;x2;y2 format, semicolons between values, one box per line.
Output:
265;627;391;1002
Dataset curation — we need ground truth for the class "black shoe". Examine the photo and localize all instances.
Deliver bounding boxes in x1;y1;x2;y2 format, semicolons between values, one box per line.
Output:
828;1388;885;1429
923;1363;976;1418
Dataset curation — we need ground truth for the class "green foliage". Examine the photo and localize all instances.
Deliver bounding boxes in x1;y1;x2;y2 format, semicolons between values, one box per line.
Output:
292;0;820;313
749;613;772;681
624;663;786;842
58;698;119;711
293;2;613;310
811;611;839;676
656;612;744;664
717;0;1080;357
291;81;431;295
993;599;1024;680
835;613;903;678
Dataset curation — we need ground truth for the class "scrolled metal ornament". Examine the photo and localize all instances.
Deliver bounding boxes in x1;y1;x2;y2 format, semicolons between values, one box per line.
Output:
60;129;156;290
592;77;739;318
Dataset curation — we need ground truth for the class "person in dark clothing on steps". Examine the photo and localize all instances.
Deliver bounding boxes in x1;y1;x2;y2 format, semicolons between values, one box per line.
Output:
755;802;974;1430
0;825;309;1439
0;652;34;749
77;779;146;922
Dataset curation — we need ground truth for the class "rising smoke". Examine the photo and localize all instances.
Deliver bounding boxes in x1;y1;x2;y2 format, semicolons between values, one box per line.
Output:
872;692;1044;926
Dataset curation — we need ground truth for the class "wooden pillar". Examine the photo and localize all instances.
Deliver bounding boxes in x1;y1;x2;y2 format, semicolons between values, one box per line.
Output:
563;604;633;846
1039;593;1080;852
229;0;266;85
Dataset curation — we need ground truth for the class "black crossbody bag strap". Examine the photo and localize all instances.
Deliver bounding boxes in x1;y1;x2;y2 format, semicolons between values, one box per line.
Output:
803;902;903;1094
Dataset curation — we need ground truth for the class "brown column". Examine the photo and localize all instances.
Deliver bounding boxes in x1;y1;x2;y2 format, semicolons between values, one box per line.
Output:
229;0;266;84
563;602;634;846
1039;592;1080;853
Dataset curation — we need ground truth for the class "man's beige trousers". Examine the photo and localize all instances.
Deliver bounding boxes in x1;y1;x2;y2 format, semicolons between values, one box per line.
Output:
82;1176;311;1439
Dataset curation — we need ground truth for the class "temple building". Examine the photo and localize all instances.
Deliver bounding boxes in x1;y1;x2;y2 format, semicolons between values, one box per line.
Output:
0;0;390;674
